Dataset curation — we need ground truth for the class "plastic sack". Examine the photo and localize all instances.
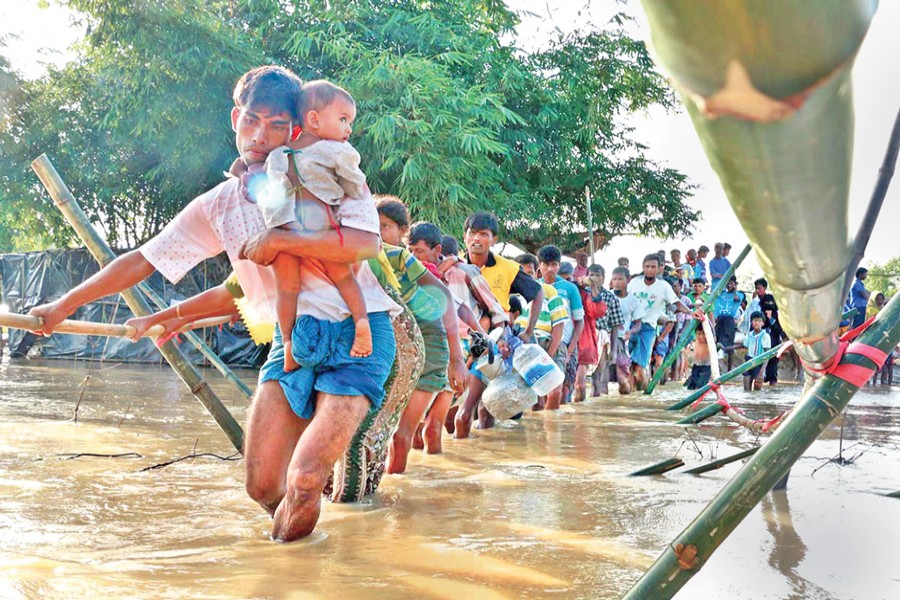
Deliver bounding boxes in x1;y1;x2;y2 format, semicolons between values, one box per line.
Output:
481;372;538;420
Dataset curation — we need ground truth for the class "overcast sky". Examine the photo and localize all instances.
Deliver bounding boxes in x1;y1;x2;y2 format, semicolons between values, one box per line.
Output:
2;0;898;280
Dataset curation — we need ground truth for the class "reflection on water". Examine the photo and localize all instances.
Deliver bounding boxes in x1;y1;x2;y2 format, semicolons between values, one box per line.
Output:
0;358;898;599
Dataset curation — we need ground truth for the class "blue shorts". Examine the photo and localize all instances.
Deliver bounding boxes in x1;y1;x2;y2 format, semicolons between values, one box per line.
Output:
629;323;656;369
259;311;396;419
654;338;670;358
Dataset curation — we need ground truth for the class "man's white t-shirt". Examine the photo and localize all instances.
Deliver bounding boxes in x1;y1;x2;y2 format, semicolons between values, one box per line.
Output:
626;277;678;328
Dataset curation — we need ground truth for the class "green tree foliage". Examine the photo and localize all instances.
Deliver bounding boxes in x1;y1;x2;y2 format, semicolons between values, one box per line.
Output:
867;256;900;297
0;0;695;253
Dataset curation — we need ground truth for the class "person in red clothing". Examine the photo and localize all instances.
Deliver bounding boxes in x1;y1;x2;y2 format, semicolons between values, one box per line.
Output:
573;269;608;402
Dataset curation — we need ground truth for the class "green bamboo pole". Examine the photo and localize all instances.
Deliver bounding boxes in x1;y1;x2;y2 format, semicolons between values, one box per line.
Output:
645;243;751;394
683;447;759;475
676;402;723;426
624;289;900;599
668;343;784;411
630;457;685;477
31;154;244;452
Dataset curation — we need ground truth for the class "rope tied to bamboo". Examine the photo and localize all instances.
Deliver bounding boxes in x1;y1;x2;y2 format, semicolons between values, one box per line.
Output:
800;316;889;387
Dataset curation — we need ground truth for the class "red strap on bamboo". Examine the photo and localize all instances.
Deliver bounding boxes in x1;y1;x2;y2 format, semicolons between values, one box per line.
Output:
757;411;787;433
803;317;888;387
690;383;718;410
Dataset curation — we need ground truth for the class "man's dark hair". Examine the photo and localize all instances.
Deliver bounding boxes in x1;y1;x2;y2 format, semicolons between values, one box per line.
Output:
729;275;738;283
754;277;768;289
750;311;765;322
508;295;524;315
537;245;562;264
692;277;706;285
612;266;629;279
589;264;606;277
441;235;460;256
464;212;499;235
856;267;868;278
698;245;710;253
642;253;661;266
408;222;442;248
515;253;539;268
233;66;303;122
375;195;410;228
723;243;732;250
299;80;355;124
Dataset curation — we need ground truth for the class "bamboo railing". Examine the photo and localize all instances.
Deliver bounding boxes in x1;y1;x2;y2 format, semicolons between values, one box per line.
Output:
31;155;244;452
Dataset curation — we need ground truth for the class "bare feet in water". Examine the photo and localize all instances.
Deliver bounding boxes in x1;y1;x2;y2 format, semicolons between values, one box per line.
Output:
350;318;372;358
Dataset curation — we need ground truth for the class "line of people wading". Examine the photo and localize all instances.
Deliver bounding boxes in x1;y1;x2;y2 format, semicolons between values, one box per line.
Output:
25;65;863;543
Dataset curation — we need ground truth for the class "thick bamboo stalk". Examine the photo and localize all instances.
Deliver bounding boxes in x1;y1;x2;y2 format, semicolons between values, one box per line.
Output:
630;457;685;477
624;287;900;599
645;243;751;394
0;312;231;339
683;447;759;475
31;154;244;452
639;0;876;371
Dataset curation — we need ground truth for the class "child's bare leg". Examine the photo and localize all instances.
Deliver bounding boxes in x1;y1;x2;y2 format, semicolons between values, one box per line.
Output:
322;261;371;358
274;252;302;372
424;391;453;454
412;422;425;450
387;389;437;474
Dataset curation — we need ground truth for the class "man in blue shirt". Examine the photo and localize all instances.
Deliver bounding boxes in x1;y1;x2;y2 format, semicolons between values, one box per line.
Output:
713;276;745;367
539;245;585;404
695;245;710;284
847;267;871;329
708;242;732;289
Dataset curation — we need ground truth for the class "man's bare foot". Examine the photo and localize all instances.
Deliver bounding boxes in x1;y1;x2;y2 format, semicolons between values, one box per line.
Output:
423;421;443;454
412;422;425;450
271;486;321;542
445;405;459;434
477;405;495;429
453;410;472;439
283;340;300;372
386;434;410;474
350;319;372;358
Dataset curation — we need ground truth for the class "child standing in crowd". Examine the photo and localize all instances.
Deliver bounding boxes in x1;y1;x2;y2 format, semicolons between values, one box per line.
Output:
263;80;371;370
742;311;772;391
685;326;712;390
610;266;638;393
586;264;624;396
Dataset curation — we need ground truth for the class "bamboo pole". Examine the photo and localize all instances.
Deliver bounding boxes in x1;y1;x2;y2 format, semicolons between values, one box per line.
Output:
136;283;254;400
683;447;759;475
676;402;723;426
31;155;244;452
0;312;231;340
623;290;900;599
645;243;751;394
842;106;900;300
630;457;685;477
585;187;595;264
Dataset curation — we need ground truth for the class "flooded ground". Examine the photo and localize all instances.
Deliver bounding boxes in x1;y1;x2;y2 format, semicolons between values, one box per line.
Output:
0;356;898;600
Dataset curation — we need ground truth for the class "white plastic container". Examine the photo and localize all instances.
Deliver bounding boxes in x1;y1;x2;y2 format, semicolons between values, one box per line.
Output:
481;372;538;420
512;343;564;396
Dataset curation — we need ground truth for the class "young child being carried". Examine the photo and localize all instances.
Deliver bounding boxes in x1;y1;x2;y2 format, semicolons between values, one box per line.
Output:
262;80;371;371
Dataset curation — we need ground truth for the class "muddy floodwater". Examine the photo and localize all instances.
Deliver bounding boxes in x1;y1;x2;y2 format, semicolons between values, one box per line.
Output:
0;357;898;600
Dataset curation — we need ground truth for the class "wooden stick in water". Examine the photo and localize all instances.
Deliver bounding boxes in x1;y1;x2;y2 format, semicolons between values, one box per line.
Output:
0;312;232;340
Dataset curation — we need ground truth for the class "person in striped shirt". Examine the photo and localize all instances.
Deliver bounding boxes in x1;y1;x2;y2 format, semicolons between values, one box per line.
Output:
515;253;570;410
